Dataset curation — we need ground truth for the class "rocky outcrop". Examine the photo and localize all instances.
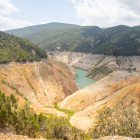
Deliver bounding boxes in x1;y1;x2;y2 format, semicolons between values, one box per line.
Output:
48;51;140;80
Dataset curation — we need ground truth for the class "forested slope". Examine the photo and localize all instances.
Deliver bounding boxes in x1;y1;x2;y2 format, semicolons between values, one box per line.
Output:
0;31;47;63
6;22;101;51
76;25;140;55
6;23;140;56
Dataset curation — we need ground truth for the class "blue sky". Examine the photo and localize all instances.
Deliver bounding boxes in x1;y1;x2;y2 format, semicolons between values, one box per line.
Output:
1;0;140;31
7;0;83;25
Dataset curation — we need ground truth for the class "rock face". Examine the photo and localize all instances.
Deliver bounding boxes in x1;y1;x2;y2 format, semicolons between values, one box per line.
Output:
0;58;77;115
48;51;140;80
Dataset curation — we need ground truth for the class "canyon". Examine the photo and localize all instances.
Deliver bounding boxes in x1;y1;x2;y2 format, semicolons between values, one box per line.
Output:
3;21;140;139
1;51;140;133
47;51;140;131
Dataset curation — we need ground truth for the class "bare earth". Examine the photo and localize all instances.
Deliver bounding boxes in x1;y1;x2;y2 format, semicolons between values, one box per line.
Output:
59;70;140;131
0;133;47;140
0;133;140;140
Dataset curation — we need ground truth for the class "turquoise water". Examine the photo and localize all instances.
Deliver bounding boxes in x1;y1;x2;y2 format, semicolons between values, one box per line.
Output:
74;68;97;90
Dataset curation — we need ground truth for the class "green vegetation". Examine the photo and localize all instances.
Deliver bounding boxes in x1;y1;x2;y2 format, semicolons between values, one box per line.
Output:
1;79;6;84
0;91;89;139
54;103;75;121
90;102;140;139
76;25;140;56
25;76;38;99
126;67;137;71
1;89;140;139
6;23;140;56
25;76;35;91
116;58;121;66
0;91;39;138
7;85;28;101
94;57;105;66
6;22;101;52
57;69;67;78
0;31;47;63
88;66;113;78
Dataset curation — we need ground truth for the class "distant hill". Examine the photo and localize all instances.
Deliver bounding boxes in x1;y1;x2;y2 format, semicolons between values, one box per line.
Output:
5;22;101;51
75;25;140;55
0;31;47;63
6;23;140;56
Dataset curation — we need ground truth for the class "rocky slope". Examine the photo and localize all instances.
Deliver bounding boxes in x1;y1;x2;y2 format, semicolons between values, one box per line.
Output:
48;51;140;80
0;133;47;140
58;70;140;130
0;58;77;116
1;133;140;140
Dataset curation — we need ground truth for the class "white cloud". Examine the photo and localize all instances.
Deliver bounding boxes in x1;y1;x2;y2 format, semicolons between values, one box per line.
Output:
39;22;48;25
71;0;76;4
0;0;19;14
73;0;140;27
116;0;140;13
0;16;32;31
68;0;76;4
0;0;32;31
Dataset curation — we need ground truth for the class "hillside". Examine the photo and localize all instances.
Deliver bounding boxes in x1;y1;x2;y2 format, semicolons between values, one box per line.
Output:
5;22;101;51
75;25;140;55
0;31;47;63
0;58;77;108
58;70;140;131
5;23;140;56
1;56;140;139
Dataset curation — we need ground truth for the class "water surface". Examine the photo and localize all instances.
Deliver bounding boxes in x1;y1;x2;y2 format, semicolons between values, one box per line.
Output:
74;68;96;90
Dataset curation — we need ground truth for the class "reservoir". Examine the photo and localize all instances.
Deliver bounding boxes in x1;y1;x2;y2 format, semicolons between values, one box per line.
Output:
74;68;97;89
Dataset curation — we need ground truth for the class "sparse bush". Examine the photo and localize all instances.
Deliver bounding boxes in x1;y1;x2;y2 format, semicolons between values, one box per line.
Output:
45;115;69;139
88;66;113;78
1;79;6;84
90;102;140;138
0;89;89;139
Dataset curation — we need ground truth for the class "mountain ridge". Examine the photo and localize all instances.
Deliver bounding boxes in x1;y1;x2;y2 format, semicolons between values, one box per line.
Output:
5;22;101;51
5;23;140;56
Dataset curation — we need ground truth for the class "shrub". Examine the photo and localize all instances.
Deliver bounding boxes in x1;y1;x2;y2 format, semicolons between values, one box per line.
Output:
0;89;90;139
90;102;140;138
